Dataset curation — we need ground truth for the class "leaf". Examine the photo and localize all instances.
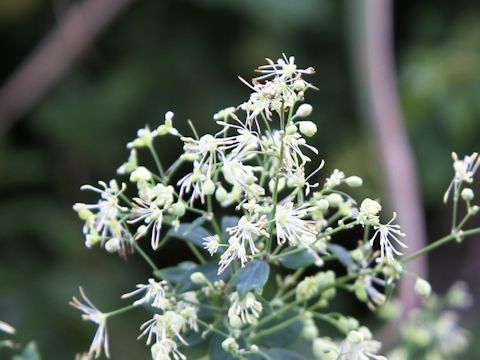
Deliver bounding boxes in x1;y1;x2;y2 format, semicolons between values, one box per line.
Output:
208;334;235;360
12;342;41;360
177;261;231;292
266;348;306;360
167;221;212;249
154;261;196;283
221;216;239;239
231;260;270;296
257;309;303;347
278;248;316;269
327;243;354;269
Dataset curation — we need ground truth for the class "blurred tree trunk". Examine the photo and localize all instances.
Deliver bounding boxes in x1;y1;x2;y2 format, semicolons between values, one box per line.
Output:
0;0;135;134
347;0;427;315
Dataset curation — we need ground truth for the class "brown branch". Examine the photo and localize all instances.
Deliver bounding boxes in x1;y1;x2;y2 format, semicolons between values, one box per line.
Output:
0;0;136;134
349;0;428;314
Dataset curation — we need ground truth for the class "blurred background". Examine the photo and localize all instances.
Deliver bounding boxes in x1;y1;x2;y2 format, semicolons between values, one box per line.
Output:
1;0;480;358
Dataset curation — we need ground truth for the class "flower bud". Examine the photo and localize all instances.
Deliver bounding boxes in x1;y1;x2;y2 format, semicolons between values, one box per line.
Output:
269;177;286;193
415;278;432;298
190;272;209;285
298;121;317;137
295;104;313;118
293;79;306;91
215;186;228;203
345;176;363;187
316;199;329;211
472;205;479;214
461;188;474;201
360;198;381;216
250;345;259;353
221;337;239;354
170;202;186;217
105;238;121;253
286;124;298;135
130;166;152;182
203;179;216;195
347;330;364;344
327;193;343;208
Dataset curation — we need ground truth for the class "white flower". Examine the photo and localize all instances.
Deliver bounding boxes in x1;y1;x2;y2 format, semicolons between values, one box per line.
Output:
0;320;15;335
444;152;480;202
221;153;259;192
254;54;315;84
324;169;345;189
139;312;187;346
275;201;318;248
217;236;247;274
339;327;385;360
203;235;220;256
370;213;407;263
73;180;128;248
181;134;226;175
363;275;387;310
129;198;164;250
177;162;211;205
228;292;263;325
70;287;110;359
121;279;169;309
226;215;269;256
282;132;319;175
151;337;186;360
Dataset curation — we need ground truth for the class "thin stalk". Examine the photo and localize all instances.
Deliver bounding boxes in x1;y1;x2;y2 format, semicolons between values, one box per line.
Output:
134;242;159;273
105;303;139;318
187;241;207;264
148;144;164;177
250;314;303;341
401;227;480;264
197;319;229;337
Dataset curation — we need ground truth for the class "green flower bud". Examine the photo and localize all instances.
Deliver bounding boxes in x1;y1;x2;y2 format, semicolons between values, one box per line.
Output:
461;188;474;201
215;186;228;203
415;278;432;298
190;272;209;285
221;337;239;354
203;179;216;195
295;104;313;118
316;199;329;211
286;124;298;135
347;330;364;344
327;193;343;208
105;238;121;253
130;166;152;182
170;202;186;217
345;176;363;187
360;198;381;216
298;121;317;137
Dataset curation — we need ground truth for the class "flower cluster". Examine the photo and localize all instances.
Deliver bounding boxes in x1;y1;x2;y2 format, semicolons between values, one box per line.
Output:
70;56;477;360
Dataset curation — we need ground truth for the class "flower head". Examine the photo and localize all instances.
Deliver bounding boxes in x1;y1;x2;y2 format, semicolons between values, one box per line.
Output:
70;287;109;359
228;292;263;325
121;279;169;309
275;201;318;248
370;213;407;263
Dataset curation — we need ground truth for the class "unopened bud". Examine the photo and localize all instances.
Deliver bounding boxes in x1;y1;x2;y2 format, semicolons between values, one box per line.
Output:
190;272;209;285
295;104;313;118
203;179;216;195
461;188;474;201
415;278;432;298
345;176;363;187
298;121;317;137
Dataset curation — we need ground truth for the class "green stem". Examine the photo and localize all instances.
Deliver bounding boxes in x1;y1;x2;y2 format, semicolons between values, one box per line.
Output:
148;144;164;177
401;227;480;264
207;195;223;239
134;242;159;273
250;314;303;341
187;241;207;264
105;303;139;318
197;319;229;337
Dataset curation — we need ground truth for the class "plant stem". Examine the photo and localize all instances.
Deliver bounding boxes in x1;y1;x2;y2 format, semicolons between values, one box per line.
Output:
134;242;159;273
187;241;207;264
401;227;480;264
148;144;164;177
105;303;139;318
250;314;303;341
197;319;229;337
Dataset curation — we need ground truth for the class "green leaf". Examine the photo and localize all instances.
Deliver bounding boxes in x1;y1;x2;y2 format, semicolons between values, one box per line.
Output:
257;309;303;347
208;334;235;360
177;261;231;292
221;216;239;239
12;342;41;360
266;348;306;360
327;243;354;269
154;261;196;283
278;248;316;269
167;221;212;249
231;260;269;296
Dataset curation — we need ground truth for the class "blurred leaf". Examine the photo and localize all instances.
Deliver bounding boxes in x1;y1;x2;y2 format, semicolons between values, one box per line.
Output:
208;334;235;360
231;260;269;296
266;348;306;360
167;221;212;249
257;309;303;347
278;248;316;269
12;342;41;360
327;244;354;269
154;261;196;283
221;216;239;240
